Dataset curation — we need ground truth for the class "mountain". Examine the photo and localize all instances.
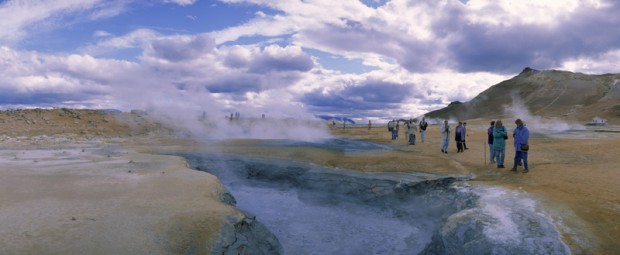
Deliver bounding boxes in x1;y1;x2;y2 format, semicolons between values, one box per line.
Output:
424;68;620;123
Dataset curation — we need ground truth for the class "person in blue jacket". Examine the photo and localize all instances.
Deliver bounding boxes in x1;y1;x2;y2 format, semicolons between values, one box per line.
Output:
492;120;507;168
511;119;530;173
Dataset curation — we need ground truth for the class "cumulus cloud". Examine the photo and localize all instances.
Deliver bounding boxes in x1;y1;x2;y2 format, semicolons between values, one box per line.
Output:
299;67;509;119
221;44;315;73
218;0;620;76
450;1;613;73
301;79;412;119
147;34;215;62
247;45;314;73
0;46;137;108
560;49;620;74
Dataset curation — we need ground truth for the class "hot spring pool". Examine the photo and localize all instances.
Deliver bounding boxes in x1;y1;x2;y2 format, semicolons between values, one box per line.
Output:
177;150;570;255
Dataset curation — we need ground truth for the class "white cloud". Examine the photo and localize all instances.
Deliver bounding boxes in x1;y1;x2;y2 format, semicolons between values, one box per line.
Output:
88;1;129;20
212;0;620;76
81;29;160;55
0;46;138;108
463;0;606;26
210;0;373;44
162;0;198;6
93;30;112;37
146;34;216;62
559;49;620;74
0;0;128;45
294;64;510;119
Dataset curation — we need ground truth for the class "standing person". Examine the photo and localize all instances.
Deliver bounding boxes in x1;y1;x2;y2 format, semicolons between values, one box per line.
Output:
463;122;469;150
488;121;496;164
511;119;530;173
492;120;507;168
388;120;395;139
368;120;372;130
419;117;428;143
407;120;418;145
441;120;451;154
455;122;465;152
394;120;400;139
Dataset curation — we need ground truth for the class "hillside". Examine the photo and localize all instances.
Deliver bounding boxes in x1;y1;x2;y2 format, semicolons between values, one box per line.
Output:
425;68;620;124
0;108;166;137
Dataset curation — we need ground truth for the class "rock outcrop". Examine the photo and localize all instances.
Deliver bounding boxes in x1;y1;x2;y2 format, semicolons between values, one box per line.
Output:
210;214;281;255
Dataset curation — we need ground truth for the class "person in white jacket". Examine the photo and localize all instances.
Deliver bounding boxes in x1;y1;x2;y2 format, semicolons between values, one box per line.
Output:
441;119;451;154
406;120;418;145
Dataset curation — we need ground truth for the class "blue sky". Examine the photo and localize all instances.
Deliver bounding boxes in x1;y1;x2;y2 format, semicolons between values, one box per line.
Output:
1;0;620;122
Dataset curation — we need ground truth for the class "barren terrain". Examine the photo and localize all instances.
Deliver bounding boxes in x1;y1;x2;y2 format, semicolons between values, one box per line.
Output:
0;109;265;254
1;109;619;254
326;122;620;254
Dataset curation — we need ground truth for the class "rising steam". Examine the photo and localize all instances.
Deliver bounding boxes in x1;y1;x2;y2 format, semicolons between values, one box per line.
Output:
116;86;332;142
503;94;585;133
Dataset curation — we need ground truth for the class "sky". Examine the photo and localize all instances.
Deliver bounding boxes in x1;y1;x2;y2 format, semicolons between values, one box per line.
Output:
1;0;620;123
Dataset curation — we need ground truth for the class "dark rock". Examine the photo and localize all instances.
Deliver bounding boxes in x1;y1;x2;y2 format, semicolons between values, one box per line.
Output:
210;215;282;255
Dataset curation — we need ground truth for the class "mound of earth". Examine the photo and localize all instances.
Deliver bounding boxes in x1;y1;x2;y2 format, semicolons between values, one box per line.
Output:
0;108;167;137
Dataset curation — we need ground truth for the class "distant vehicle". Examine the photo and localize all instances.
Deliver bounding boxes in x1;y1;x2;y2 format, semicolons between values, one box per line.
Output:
586;117;607;126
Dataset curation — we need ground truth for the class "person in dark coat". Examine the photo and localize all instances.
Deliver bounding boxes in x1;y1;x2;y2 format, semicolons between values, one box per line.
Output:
488;121;495;163
454;121;465;152
463;122;469;149
419;117;428;143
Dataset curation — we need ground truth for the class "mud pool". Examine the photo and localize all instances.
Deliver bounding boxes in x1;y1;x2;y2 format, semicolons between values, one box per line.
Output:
177;139;571;254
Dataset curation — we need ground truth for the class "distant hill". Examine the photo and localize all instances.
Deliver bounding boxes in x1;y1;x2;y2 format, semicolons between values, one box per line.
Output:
424;68;620;123
0;108;165;137
317;115;356;124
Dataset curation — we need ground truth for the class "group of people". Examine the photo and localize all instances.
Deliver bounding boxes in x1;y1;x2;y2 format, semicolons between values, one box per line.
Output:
441;118;530;172
387;117;530;173
487;118;530;173
386;117;429;144
440;120;468;153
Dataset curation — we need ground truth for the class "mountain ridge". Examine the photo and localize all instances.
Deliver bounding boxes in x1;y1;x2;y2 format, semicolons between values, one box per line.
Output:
424;68;620;124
